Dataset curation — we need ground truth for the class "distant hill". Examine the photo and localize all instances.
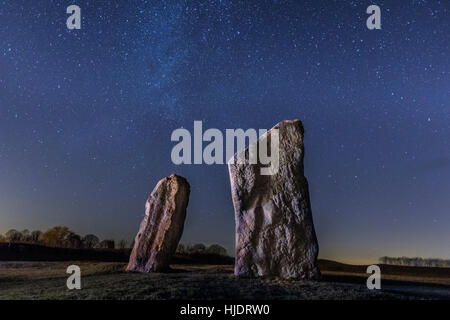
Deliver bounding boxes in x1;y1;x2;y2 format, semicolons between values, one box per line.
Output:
0;242;234;265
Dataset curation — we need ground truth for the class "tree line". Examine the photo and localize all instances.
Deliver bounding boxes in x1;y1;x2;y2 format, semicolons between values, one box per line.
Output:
176;243;228;256
0;227;129;250
0;227;230;256
379;256;450;268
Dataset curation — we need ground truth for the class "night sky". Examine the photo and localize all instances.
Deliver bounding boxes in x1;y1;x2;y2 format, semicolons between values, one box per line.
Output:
1;0;449;264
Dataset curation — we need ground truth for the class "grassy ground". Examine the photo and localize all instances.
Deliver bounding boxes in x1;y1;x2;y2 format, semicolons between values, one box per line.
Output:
1;261;449;300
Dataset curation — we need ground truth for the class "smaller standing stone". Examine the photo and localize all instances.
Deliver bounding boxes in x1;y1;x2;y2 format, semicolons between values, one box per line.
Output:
126;174;190;272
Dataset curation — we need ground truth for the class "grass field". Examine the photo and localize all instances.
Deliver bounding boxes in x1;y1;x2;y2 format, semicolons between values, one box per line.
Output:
1;260;449;300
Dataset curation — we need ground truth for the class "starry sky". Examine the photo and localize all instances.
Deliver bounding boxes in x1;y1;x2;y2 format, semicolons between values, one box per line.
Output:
1;0;449;264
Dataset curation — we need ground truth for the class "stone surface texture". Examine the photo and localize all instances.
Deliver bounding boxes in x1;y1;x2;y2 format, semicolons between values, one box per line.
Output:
228;119;320;279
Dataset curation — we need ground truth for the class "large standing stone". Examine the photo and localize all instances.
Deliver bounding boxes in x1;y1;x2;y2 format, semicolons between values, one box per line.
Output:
126;174;190;272
228;120;320;279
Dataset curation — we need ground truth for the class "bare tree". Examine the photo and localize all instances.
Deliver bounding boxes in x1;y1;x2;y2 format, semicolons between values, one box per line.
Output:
82;234;100;248
30;230;42;243
379;256;388;264
380;256;450;268
99;240;115;249
118;240;127;249
21;229;31;242
63;232;82;248
176;243;186;254
189;243;206;253
207;244;228;256
5;229;22;242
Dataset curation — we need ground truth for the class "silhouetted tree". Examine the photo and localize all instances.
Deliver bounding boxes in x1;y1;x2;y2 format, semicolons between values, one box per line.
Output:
99;240;115;249
176;244;186;254
5;229;22;242
118;240;127;249
82;234;99;248
380;256;450;268
20;229;31;242
207;244;228;256
63;231;82;248
379;256;388;264
189;243;206;253
30;230;42;243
